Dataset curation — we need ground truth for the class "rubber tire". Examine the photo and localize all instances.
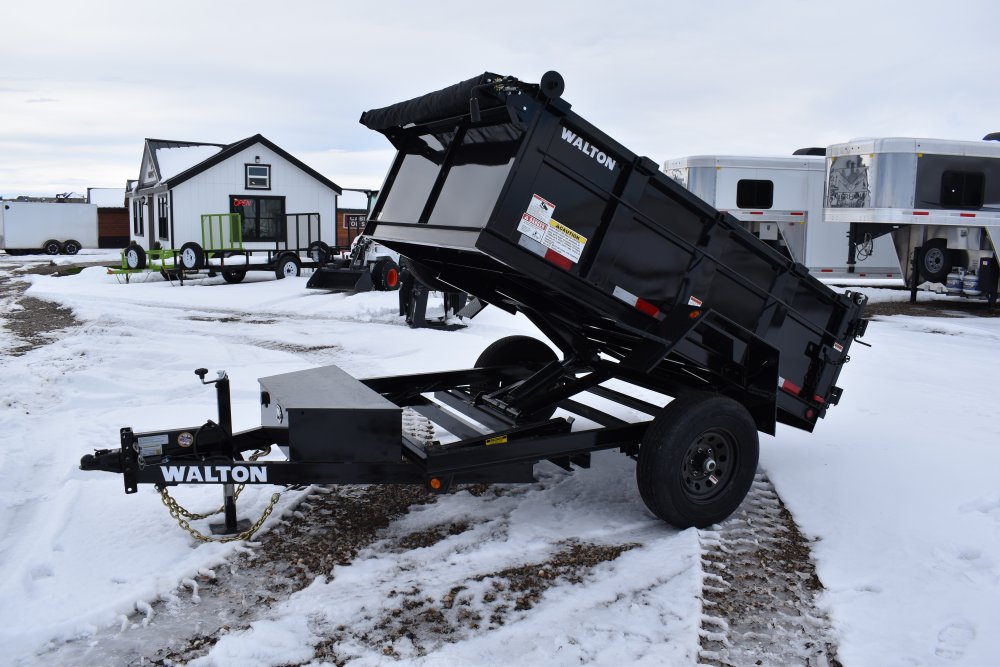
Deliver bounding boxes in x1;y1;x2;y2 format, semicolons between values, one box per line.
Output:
274;254;301;279
125;244;147;270
179;242;205;270
471;335;559;422
62;240;81;255
917;239;950;284
43;240;62;255
636;392;759;529
222;269;246;284
307;241;331;265
373;258;401;291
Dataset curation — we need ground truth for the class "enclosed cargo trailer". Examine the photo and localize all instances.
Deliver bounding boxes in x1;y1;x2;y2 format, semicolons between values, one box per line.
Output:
1;199;98;255
82;71;868;534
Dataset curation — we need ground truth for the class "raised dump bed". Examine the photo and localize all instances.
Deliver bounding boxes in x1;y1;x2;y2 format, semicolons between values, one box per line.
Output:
361;71;868;432
81;72;868;534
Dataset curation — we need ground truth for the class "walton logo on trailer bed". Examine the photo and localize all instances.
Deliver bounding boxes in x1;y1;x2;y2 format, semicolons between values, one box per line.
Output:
80;70;868;543
560;127;617;170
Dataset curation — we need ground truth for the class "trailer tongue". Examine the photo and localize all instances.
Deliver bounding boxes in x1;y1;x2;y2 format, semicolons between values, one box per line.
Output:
81;71;868;533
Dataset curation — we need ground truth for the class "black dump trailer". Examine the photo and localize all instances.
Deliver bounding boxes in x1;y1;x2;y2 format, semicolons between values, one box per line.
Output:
81;72;868;531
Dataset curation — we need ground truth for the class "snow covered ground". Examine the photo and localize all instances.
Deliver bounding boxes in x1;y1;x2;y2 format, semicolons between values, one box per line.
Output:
1;255;998;666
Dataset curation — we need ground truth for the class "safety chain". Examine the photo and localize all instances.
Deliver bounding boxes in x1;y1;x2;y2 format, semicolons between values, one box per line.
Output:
157;448;281;543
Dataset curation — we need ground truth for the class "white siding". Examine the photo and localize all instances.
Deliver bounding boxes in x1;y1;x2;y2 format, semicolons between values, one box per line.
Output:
169;144;337;251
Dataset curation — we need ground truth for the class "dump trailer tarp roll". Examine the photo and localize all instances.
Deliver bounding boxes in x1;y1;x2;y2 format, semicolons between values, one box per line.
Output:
360;72;506;132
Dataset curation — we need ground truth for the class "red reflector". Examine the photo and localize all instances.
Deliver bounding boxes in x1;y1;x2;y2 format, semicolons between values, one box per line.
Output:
749;211;763;215
790;212;804;216
859;273;867;277
821;269;833;273
960;213;976;218
544;249;573;270
813;394;826;405
781;379;802;395
912;211;929;216
634;298;660;318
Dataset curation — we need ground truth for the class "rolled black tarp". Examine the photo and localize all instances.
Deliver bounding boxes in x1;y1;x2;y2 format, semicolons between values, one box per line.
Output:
359;72;505;131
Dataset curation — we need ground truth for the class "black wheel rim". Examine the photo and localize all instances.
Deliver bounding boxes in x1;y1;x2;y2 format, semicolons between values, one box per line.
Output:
681;428;738;502
924;247;946;274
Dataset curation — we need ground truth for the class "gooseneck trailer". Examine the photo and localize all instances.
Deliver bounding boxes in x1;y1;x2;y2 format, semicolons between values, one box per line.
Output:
81;71;868;531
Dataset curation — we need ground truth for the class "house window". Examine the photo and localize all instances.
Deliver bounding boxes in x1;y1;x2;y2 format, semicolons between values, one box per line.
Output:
230;195;285;241
736;179;774;209
941;171;985;209
132;199;144;236
246;164;271;190
157;197;169;240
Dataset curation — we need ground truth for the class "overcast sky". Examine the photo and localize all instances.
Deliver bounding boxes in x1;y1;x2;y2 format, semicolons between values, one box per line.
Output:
3;0;999;199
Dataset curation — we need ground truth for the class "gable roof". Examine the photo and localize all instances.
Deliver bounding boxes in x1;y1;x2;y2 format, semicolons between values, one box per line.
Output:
136;134;341;195
137;139;227;189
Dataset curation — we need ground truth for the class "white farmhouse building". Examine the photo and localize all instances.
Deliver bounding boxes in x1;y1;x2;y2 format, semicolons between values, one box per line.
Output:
127;134;341;256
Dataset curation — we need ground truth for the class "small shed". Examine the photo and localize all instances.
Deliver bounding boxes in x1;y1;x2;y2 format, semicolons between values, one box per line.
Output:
87;187;127;248
127;134;341;254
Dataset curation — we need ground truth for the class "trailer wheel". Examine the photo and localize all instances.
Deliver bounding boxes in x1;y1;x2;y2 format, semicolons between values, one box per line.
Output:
307;241;331;265
275;254;301;279
471;336;559;421
917;239;950;284
636;393;758;529
124;244;147;270
62;240;81;255
373;258;400;291
179;242;205;270
43;240;62;255
222;269;246;284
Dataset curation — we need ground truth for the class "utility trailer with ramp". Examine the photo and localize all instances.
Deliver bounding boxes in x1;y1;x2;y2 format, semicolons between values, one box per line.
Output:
81;71;868;532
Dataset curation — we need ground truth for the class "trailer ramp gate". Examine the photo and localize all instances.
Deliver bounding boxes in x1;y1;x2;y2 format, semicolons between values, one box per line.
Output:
81;71;868;532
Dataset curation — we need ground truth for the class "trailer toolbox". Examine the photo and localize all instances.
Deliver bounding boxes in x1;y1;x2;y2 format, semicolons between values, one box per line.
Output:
81;71;868;533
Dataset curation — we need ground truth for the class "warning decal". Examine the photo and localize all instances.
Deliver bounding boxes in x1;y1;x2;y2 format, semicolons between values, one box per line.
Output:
517;194;588;265
527;194;554;224
517;213;547;243
543;219;587;263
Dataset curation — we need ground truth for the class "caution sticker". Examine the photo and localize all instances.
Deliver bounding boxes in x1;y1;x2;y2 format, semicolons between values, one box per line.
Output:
542;219;587;263
485;435;508;446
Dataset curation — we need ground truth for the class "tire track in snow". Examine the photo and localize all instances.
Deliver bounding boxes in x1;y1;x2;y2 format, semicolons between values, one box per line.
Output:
698;473;841;667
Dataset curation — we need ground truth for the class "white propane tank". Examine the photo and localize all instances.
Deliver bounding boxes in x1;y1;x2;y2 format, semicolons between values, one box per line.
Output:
946;267;965;295
963;270;982;297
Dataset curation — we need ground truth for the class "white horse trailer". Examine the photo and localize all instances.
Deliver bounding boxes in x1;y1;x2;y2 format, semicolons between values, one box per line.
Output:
824;136;1000;295
664;154;901;279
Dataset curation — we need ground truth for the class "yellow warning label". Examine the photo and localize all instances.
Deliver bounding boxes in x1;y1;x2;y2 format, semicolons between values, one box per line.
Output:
485;435;508;446
543;218;588;262
549;219;586;244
